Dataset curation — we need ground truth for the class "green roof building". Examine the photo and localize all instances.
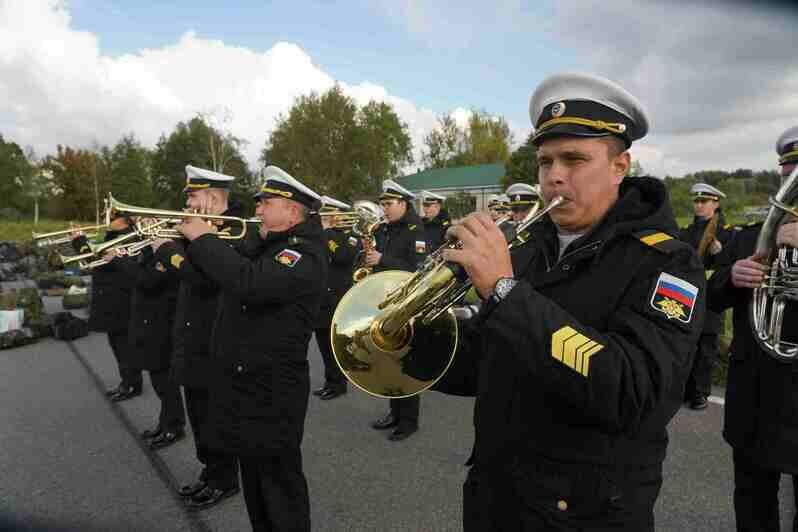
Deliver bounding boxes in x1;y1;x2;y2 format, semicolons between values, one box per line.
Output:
396;163;505;211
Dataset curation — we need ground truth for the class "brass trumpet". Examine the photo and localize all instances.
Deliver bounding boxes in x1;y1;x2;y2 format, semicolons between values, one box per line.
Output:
331;196;565;398
32;223;107;247
106;194;250;240
318;210;360;230
59;219;170;270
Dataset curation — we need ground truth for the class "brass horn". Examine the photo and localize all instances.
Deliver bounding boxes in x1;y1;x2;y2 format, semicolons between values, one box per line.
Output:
106;193;250;240
331;196;564;398
750;165;798;362
349;201;386;282
32;223;107;247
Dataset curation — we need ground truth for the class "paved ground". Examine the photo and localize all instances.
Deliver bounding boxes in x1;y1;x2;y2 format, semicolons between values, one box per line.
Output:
1;290;796;531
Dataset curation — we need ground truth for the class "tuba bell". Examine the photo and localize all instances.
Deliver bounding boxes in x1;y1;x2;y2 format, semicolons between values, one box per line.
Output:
331;196;564;398
750;165;798;362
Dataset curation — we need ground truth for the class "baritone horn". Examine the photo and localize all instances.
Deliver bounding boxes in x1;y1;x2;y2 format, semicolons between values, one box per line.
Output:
349;201;386;282
331;195;565;398
106;194;250;240
750;165;798;362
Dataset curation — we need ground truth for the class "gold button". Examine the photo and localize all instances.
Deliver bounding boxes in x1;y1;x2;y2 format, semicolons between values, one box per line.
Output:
557;500;568;511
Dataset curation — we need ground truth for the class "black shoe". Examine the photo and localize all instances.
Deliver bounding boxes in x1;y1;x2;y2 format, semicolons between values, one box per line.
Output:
179;480;207;498
371;413;398;430
140;426;162;440
320;387;347;400
186;485;240;510
312;386;328;397
110;386;142;402
388;425;418;442
689;396;708;410
149;429;185;450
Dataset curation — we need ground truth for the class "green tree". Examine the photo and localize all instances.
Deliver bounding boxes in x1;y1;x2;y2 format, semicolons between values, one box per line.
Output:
502;132;538;188
43;145;98;220
105;134;153;206
422;110;512;170
261;86;412;202
152;117;254;210
0;134;32;216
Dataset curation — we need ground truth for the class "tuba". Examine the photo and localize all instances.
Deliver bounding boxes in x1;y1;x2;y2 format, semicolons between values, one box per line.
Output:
750;165;798;362
331;196;564;398
350;201;386;283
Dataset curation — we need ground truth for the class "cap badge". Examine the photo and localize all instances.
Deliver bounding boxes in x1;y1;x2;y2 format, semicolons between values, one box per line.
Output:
551;102;566;118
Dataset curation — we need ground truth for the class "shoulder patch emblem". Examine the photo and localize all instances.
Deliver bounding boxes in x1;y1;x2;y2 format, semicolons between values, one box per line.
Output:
154;261;166;273
328;240;339;253
275;249;302;268
415;240;426;253
650;272;698;323
170;254;184;269
348;236;358;247
551;325;603;377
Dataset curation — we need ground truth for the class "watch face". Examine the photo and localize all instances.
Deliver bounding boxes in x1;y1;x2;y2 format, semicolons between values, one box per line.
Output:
496;278;515;299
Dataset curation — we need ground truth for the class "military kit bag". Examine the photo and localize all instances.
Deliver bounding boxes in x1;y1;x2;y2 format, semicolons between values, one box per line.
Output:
51;311;89;341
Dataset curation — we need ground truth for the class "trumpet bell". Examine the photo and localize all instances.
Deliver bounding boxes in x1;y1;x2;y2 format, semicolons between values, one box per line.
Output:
331;270;457;398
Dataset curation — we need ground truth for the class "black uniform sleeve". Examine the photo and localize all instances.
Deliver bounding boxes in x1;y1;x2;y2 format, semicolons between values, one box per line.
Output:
187;233;325;304
482;248;706;434
327;231;358;266
154;240;214;288
431;316;483;396
706;227;754;313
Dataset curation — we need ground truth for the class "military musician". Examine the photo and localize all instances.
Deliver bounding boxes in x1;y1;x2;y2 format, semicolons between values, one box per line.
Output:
435;73;706;530
150;166;241;508
177;166;327;532
505;182;540;223
707;125;798;531
678;182;735;410
366;179;429;442
420;190;451;250
312;195;358;401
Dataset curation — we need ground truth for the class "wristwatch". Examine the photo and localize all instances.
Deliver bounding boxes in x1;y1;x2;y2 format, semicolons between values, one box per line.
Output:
491;277;517;302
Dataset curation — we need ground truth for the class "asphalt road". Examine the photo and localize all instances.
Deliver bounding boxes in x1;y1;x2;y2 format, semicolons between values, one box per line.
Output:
0;291;795;531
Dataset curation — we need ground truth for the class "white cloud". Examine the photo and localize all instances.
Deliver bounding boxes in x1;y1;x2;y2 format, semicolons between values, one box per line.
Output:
0;0;445;173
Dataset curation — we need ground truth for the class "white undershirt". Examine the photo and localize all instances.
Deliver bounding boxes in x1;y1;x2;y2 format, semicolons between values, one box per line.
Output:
557;232;584;260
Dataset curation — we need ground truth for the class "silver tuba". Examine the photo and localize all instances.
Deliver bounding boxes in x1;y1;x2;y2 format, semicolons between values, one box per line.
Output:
750;165;798;362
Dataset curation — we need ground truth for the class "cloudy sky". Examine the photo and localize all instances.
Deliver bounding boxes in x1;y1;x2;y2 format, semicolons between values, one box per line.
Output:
1;0;796;178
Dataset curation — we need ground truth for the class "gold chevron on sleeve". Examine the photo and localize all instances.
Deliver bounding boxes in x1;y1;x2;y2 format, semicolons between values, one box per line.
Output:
551;325;604;377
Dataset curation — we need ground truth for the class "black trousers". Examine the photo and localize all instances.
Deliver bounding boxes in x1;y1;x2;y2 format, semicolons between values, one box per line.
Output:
389;396;419;428
184;386;239;490
463;465;660;532
149;368;185;432
313;327;347;390
240;450;310;532
733;449;798;532
685;332;718;399
107;329;143;390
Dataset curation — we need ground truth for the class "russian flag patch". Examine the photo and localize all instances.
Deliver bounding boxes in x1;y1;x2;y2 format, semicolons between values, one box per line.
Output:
650;272;698;323
275;249;302;268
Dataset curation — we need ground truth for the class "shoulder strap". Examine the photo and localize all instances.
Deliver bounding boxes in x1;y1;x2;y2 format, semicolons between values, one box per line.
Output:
632;229;685;254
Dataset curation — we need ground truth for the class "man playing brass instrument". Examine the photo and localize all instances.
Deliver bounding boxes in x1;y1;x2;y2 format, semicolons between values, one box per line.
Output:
150;166;241;509
434;73;705;531
313;195;359;400
707;126;798;531
678;182;735;410
366;179;429;441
